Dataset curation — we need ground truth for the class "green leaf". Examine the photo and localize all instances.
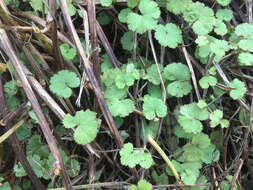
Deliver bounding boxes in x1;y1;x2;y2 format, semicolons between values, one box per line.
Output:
4;80;18;96
183;2;215;35
239;108;250;126
195;36;209;46
178;103;209;134
97;11;111;25
210;109;229;128
127;0;138;8
29;0;43;12
0;182;11;190
163;63;190;81
217;0;231;6
49;70;80;98
235;23;253;52
120;143;153;169
211;131;224;151
121;31;135;51
118;8;132;23
173;125;194;139
104;85;127;100
229;79;246;100
6;96;20;111
166;0;192;14
197;100;207;109
129;185;138;190
66;159;80;178
127;0;160;34
27;135;50;159
220;176;238;190
100;0;112;7
192;133;210;149
67;3;77;16
238;52;253;66
210;39;230;57
107;98;134;117
216;9;233;22
28;110;39;124
214;19;227;36
143;64;163;85
180;103;209;121
183;143;203;162
60;43;77;60
63;110;101;145
137;180;152;190
14;162;27;177
178;116;203;134
143;95;167;120
115;66;139;88
167;81;192;97
152;170;168;189
147;83;162;99
199;75;217;89
154;23;182;48
101;54;113;73
181;161;202;177
16;124;31;141
202;144;220;164
102;68;121;88
181;169;197;185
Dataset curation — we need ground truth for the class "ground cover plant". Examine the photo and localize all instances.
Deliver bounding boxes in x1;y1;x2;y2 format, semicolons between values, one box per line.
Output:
0;0;253;189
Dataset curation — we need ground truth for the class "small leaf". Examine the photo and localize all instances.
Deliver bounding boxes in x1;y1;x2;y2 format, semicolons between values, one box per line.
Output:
166;81;192;97
181;169;197;185
166;0;192;14
120;143;153;169
216;9;233;22
239;108;250;126
107;98;134;117
163;63;190;81
210;39;230;57
29;0;43;12
234;23;253;52
97;11;111;25
143;64;163;85
229;79;246;100
202;144;220;164
27;135;49;159
120;31;135;51
178;116;203;134
217;0;231;6
137;180;152;190
127;0;138;8
238;52;253;66
127;0;160;34
63;110;101;145
143;95;167;120
49;70;80;98
60;44;77;60
154;23;182;48
197;100;207;109
100;0;112;7
118;8;132;23
214;19;227;36
183;143;203;162
192;133;210;149
173;125;194;139
199;76;217;89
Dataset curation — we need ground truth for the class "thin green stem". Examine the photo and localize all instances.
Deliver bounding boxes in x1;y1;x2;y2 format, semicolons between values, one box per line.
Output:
147;135;182;187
